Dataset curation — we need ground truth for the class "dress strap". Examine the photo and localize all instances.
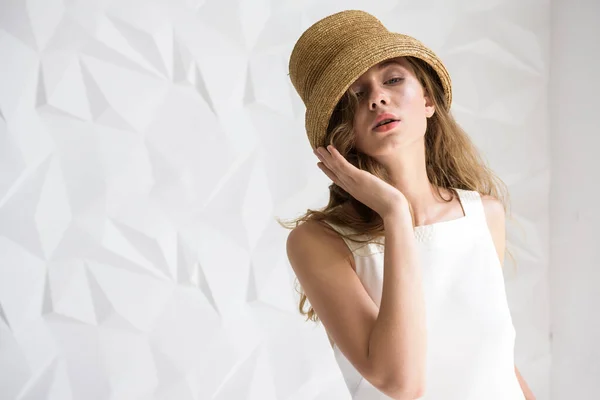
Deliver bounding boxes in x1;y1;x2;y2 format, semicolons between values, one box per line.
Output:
321;220;360;252
320;220;378;257
454;188;485;222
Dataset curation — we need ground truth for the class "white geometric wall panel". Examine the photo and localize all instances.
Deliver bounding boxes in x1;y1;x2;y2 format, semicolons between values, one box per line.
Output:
0;0;552;399
548;0;600;399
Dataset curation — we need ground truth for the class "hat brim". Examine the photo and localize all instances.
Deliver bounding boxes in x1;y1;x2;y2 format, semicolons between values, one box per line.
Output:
304;32;452;149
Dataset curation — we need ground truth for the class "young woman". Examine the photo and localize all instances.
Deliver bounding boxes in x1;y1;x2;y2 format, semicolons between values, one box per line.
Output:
282;10;535;400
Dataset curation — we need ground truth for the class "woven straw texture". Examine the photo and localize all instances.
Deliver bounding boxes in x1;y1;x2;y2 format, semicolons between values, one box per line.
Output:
288;10;452;150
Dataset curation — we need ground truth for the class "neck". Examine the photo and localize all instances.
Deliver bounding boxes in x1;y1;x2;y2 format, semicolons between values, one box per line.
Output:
377;144;447;226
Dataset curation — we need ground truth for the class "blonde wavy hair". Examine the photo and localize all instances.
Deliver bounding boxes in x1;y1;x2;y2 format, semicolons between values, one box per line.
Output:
278;56;515;322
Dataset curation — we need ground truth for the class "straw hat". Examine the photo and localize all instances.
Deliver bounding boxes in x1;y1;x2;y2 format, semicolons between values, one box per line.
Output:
288;10;452;150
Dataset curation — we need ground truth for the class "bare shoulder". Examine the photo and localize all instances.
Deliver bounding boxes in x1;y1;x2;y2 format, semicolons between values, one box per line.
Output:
286;219;354;270
480;194;505;224
285;219;384;386
479;194;506;266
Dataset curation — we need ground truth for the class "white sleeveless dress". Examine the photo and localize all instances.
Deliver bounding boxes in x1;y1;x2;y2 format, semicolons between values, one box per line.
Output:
322;188;525;400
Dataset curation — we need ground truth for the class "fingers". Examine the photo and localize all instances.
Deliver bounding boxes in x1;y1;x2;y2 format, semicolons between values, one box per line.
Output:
314;147;335;175
316;162;338;183
314;145;348;188
314;145;341;170
314;147;335;177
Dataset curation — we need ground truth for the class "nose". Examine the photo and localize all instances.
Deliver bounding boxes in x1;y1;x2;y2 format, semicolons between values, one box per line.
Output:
368;88;389;110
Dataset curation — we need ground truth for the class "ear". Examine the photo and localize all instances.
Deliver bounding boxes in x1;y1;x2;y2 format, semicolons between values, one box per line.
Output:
424;92;436;118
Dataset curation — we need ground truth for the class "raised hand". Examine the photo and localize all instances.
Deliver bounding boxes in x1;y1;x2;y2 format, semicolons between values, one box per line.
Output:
313;145;408;219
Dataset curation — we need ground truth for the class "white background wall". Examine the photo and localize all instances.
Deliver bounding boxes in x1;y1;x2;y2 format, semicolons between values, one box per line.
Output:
549;0;600;398
0;0;595;399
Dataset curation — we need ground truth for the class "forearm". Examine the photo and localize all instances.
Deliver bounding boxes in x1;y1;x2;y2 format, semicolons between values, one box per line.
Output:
367;210;427;394
515;365;535;400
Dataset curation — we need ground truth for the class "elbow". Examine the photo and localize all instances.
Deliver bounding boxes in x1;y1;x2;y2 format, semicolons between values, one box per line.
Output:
385;384;425;400
364;356;426;399
379;376;426;400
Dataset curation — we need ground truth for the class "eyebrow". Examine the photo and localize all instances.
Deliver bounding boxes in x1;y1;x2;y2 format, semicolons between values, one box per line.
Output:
377;59;403;69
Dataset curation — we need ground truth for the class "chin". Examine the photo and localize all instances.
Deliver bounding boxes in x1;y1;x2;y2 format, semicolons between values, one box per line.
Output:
373;136;408;153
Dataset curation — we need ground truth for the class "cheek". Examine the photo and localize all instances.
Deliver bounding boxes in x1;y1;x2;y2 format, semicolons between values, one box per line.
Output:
401;85;422;108
353;110;369;134
352;112;370;149
413;87;432;114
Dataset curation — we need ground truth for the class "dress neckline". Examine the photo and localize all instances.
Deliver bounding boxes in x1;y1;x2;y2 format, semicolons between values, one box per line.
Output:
412;187;469;242
328;188;474;244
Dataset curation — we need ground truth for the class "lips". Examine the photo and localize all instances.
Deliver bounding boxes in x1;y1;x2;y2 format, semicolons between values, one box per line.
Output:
373;120;400;132
375;119;398;127
372;113;400;129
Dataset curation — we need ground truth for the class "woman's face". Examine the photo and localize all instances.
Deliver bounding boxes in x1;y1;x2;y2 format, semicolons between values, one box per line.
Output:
349;57;435;156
